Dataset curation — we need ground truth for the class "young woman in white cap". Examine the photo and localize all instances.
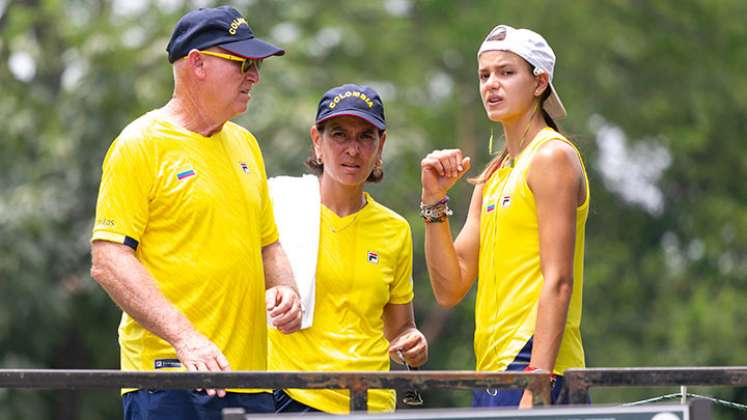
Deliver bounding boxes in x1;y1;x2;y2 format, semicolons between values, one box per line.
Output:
267;84;428;414
420;25;589;407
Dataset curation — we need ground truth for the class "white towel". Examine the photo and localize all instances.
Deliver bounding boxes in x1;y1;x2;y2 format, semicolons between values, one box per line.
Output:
267;174;320;329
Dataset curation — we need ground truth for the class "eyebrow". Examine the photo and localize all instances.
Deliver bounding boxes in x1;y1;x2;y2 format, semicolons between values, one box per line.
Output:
479;61;522;74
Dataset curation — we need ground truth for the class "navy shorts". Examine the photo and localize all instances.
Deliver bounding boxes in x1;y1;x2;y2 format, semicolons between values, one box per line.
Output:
472;370;566;407
472;338;569;408
122;389;274;420
272;389;321;414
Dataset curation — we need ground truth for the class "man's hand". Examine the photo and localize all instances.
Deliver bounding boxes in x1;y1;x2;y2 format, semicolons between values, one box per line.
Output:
388;328;428;368
91;241;231;397
172;330;231;398
262;242;302;334
266;285;303;334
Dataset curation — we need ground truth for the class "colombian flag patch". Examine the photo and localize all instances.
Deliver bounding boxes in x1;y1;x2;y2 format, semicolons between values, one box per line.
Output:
176;169;196;180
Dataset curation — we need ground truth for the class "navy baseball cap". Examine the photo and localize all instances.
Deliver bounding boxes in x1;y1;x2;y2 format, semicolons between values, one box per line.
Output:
315;84;386;130
166;6;284;63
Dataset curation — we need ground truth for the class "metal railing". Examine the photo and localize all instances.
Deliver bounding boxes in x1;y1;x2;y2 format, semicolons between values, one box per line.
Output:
4;367;745;412
0;369;551;412
563;367;747;404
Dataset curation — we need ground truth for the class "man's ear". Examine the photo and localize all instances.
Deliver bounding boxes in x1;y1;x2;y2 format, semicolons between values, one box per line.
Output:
185;49;207;79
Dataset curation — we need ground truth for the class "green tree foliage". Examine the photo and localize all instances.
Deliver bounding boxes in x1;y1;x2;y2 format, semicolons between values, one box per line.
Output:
1;0;745;418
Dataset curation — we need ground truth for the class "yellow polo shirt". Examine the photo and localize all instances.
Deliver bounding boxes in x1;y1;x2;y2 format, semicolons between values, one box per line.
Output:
92;110;277;392
476;128;589;375
268;193;414;413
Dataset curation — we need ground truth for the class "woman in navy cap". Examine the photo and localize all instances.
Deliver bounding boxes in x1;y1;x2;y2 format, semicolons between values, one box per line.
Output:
267;84;428;414
420;25;590;408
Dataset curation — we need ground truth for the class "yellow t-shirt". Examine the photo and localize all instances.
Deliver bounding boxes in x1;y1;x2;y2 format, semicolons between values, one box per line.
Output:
91;111;278;391
475;127;589;375
268;193;414;413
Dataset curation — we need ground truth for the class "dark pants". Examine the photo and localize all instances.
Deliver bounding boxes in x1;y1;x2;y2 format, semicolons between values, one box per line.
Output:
472;369;566;407
472;337;569;408
273;389;322;414
122;389;274;420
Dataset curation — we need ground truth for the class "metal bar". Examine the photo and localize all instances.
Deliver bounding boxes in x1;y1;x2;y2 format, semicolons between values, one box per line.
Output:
0;370;550;392
564;367;747;387
349;383;368;412
9;367;746;413
563;372;590;405
0;369;552;412
563;367;747;404
526;375;551;406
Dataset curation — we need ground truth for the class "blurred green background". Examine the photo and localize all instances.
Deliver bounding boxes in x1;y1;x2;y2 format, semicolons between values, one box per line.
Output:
1;0;746;418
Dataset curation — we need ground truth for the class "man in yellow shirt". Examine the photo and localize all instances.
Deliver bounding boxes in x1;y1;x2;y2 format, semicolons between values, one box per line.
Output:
89;6;302;419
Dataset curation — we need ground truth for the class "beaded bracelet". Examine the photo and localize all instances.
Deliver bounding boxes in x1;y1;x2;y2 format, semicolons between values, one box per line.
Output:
420;196;453;223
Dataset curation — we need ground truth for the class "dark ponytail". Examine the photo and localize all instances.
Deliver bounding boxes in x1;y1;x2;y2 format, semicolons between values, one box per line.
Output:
540;88;558;131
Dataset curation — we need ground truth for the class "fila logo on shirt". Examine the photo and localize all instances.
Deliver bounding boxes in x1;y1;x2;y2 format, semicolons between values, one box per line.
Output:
367;251;379;264
501;195;512;208
239;161;250;174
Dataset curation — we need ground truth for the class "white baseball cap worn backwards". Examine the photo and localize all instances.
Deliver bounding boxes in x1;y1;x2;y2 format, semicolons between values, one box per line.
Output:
478;25;567;120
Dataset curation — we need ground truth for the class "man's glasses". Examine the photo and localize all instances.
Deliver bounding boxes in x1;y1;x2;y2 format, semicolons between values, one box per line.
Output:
190;50;262;73
397;350;424;406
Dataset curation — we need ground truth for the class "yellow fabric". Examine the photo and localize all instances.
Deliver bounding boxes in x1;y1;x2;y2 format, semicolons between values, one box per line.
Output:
268;192;413;413
92;110;278;392
475;127;589;375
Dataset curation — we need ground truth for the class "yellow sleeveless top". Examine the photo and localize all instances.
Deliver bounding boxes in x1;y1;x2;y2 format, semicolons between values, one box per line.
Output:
475;127;589;375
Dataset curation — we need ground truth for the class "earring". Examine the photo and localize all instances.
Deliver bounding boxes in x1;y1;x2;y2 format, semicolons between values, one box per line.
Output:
372;159;383;178
315;157;323;165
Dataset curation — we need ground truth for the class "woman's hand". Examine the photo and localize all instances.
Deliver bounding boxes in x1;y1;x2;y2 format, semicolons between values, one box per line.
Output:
519;389;533;408
420;149;471;204
388;328;428;368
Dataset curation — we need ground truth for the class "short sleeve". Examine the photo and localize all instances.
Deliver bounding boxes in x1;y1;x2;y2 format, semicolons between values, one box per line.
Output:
389;222;414;304
91;135;153;250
